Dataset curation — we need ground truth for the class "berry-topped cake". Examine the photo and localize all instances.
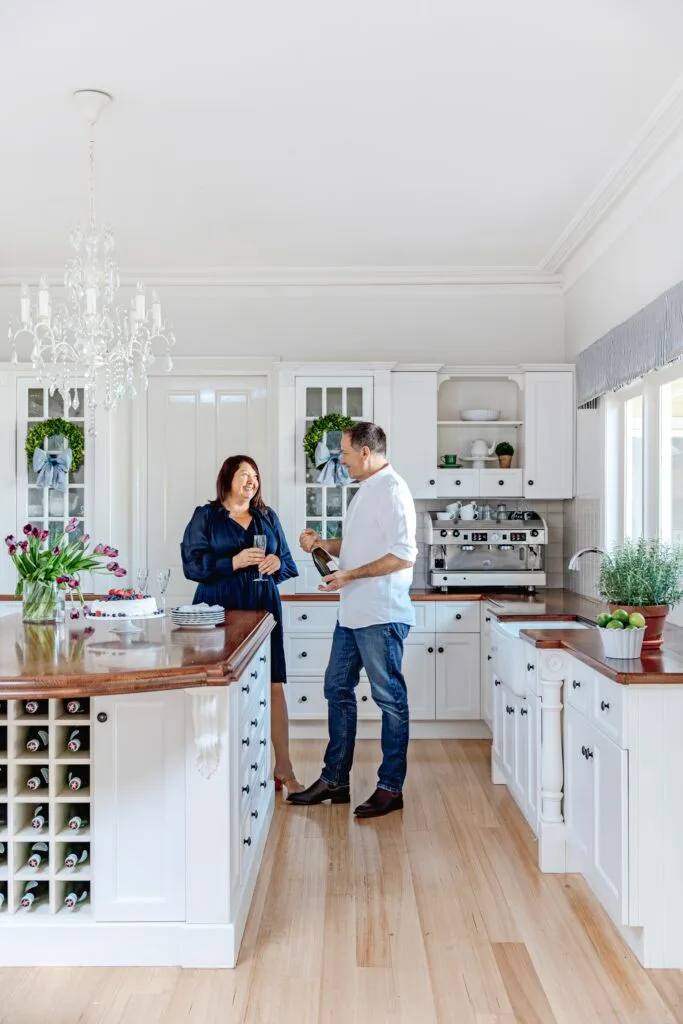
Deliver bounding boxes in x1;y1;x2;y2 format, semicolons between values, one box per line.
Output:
87;588;160;618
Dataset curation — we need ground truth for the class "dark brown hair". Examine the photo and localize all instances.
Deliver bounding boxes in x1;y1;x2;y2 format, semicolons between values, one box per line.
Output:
212;455;266;510
344;421;387;455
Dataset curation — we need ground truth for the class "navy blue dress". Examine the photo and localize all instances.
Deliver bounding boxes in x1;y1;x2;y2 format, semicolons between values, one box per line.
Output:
180;504;298;683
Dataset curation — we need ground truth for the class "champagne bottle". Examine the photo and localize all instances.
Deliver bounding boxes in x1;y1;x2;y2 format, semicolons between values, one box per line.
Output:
64;882;89;909
63;845;89;869
67;729;88;753
31;805;47;830
21;880;47;909
68;810;89;832
27;842;48;869
24;700;47;716
67;766;89;792
311;546;340;578
64;698;89;716
26;767;48;791
26;728;48;753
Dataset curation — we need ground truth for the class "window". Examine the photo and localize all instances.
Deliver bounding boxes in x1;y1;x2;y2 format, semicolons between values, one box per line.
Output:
624;395;643;540
660;375;683;545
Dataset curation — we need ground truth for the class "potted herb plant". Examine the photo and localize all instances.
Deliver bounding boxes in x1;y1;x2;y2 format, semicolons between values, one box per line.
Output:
495;441;514;469
597;537;683;649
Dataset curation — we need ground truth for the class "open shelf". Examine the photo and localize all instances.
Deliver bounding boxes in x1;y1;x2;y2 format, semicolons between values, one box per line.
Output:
437;420;523;426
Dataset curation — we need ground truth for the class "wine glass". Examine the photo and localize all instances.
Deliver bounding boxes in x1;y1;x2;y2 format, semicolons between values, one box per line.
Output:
136;568;149;595
157;568;171;613
252;535;267;583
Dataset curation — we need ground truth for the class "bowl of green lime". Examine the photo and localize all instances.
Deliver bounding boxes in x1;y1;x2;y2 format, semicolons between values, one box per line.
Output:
596;608;646;659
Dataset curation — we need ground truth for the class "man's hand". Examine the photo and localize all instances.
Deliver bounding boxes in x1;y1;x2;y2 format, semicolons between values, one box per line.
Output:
318;570;353;592
299;528;321;553
233;548;266;571
259;554;281;576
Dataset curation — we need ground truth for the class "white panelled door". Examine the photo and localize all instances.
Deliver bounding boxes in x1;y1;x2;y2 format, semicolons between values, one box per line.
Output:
147;377;268;608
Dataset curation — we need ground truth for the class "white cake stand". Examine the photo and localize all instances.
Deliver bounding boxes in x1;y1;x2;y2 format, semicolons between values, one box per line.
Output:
84;611;164;636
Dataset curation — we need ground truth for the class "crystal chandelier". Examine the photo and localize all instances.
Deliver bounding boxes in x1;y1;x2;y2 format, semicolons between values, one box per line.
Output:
8;90;175;433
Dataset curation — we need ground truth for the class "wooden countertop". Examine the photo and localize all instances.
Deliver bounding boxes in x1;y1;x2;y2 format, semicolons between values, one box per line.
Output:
519;626;683;684
0;610;275;699
282;588;588;604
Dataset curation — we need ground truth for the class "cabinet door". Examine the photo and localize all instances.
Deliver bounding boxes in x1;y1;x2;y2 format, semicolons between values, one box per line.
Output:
492;677;504;763
523;371;574;499
501;686;516;784
391;372;438;499
525;695;540;832
402;635;436;720
93;691;186;922
591;730;628;924
513;695;529;810
564;705;593;874
435;633;480;719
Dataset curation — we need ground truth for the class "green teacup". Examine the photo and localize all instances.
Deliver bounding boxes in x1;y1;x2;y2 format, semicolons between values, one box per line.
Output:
440;454;458;466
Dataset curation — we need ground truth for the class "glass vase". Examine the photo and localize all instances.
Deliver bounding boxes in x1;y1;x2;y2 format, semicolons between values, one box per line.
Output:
22;580;59;624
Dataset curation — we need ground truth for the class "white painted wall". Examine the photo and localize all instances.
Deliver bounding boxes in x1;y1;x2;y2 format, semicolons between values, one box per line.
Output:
0;287;564;365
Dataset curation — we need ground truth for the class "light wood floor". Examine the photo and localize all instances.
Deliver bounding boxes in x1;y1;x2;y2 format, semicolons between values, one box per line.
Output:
2;739;683;1023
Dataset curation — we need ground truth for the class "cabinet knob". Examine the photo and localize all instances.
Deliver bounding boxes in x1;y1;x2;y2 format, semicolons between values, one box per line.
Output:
527;663;534;672
251;718;257;727
455;479;461;486
242;737;250;747
581;745;586;757
485;616;491;622
494;679;501;686
361;695;368;702
260;738;267;746
427;646;434;653
260;698;267;707
301;614;308;620
242;684;250;694
586;748;593;759
528;479;534;486
251;762;258;771
299;695;308;703
520;707;528;716
242;785;250;794
600;701;610;711
243;837;252;847
251;809;259;819
251;670;258;679
260;655;267;662
572;680;580;689
299;651;308;658
96;712;108;723
506;705;514;714
487;654;492;660
498;480;504;486
260;779;267;789
455;613;461;620
438;646;444;653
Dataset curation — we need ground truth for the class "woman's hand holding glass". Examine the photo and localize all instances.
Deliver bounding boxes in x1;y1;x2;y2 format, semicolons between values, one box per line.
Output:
233;548;266;571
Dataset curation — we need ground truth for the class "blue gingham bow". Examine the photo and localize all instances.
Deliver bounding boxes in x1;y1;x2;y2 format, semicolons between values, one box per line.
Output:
314;440;351;486
32;448;73;491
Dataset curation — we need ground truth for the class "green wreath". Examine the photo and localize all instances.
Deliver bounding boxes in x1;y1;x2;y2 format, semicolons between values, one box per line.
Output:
25;418;85;473
303;413;354;464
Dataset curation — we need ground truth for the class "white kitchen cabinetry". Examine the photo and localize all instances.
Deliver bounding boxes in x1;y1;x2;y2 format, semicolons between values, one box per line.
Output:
390;372;438;499
522;370;574;499
493;680;539;832
435;633;480;719
402;634;436;719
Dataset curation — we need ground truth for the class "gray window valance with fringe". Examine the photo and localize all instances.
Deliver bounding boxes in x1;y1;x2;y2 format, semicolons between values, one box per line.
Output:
575;278;683;407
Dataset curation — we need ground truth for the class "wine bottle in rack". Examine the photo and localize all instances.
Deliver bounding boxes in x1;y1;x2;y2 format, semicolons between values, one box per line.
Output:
20;880;48;909
67;810;89;832
0;765;6;790
0;726;6;752
0;700;6;716
0;883;5;908
64;882;89;909
0;841;6;863
24;700;47;716
0;804;7;827
63;845;89;869
27;842;48;869
25;728;48;753
26;767;48;791
67;766;89;791
31;805;47;830
67;729;88;753
311;546;340;578
63;698;89;716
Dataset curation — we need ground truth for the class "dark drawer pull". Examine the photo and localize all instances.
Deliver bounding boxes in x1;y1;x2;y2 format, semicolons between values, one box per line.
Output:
260;655;267;663
498;480;504;486
299;695;308;703
528;479;534;486
438;646;444;653
581;745;586;756
455;613;461;620
455;479;461;486
299;651;308;658
527;663;534;672
361;695;368;702
260;779;267;789
586;748;593;759
242;684;250;694
242;737;250;746
494;679;501;687
242;785;250;794
243;837;252;847
429;479;435;486
505;705;514;714
485;616;491;622
572;680;580;689
301;614;308;620
520;707;528;716
251;718;257;727
251;762;258;771
260;738;267;746
487;654;492;661
251;810;259;820
600;700;610;711
427;646;434;653
260;698;267;707
251;671;257;679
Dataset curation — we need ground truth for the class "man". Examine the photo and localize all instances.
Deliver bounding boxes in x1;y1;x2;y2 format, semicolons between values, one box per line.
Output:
288;421;417;818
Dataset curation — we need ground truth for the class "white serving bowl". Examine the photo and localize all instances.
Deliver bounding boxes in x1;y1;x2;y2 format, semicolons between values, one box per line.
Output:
460;409;500;421
599;626;645;659
435;512;454;521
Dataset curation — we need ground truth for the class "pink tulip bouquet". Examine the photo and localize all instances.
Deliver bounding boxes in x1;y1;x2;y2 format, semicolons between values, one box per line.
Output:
4;517;127;622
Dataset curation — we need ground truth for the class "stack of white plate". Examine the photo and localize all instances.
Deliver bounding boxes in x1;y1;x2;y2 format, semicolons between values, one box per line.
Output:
459;409;500;421
171;605;225;629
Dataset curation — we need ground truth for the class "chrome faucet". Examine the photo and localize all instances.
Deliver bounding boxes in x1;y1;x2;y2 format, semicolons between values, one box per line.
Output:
567;546;609;571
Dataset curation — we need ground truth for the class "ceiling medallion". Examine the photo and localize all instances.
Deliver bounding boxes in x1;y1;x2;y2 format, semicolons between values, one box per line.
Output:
8;90;175;433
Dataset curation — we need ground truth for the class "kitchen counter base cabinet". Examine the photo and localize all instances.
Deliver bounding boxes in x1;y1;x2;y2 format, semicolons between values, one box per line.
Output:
0;639;274;968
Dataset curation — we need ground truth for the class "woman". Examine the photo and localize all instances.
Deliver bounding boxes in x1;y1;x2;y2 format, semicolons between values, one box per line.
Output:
180;455;303;794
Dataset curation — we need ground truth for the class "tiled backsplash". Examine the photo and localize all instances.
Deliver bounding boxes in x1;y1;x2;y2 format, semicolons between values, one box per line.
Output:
412;499;565;590
563;497;602;598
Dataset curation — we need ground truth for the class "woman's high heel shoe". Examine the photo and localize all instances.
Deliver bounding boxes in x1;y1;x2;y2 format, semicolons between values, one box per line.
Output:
274;772;304;795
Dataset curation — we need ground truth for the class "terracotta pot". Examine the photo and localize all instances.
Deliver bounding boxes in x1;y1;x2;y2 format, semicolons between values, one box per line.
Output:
497;454;512;469
608;603;670;649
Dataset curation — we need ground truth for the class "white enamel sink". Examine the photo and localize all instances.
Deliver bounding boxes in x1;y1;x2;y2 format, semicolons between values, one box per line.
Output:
491;619;591;695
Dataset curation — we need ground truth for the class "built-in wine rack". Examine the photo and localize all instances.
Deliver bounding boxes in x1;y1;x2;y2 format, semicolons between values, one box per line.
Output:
0;697;92;917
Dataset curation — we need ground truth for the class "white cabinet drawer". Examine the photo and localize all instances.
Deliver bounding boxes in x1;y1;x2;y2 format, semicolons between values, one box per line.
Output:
479;469;523;497
437;468;478;497
283;602;338;631
410;602;436;633
565;658;593;717
287;681;327;718
435;602;480;633
284;636;332;675
591;673;624;747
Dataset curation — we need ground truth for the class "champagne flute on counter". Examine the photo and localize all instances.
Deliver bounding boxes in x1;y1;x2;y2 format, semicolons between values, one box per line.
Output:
157;568;171;614
136;567;149;595
252;534;267;583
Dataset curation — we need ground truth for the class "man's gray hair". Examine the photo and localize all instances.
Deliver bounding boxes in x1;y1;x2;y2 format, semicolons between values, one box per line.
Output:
344;421;387;455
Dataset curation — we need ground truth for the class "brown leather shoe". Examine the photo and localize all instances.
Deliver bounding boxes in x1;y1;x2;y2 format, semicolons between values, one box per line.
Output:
354;788;403;818
286;777;350;805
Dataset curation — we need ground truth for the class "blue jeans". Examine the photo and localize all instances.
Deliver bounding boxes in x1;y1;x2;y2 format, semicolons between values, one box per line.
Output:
321;621;410;794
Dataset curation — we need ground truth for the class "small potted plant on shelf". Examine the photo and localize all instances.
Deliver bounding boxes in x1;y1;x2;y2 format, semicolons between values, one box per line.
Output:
495;441;514;469
597;537;683;650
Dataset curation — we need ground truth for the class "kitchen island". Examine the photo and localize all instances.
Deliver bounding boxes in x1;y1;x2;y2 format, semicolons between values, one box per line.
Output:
0;609;275;968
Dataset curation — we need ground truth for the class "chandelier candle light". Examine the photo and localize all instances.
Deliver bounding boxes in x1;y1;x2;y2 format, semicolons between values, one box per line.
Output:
8;90;175;434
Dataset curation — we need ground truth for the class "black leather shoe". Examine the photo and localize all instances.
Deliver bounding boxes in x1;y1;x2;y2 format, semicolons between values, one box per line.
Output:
286;777;351;805
354;788;404;818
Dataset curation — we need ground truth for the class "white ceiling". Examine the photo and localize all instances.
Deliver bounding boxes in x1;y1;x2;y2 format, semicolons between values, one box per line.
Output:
2;0;683;273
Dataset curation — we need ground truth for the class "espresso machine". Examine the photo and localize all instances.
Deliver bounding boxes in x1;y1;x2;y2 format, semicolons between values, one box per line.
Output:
425;508;547;590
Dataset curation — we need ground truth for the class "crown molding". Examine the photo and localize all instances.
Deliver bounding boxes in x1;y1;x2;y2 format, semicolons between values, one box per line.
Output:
0;265;562;294
542;74;683;275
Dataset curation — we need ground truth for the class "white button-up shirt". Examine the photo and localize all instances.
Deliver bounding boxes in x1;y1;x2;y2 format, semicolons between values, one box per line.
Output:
338;464;417;629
